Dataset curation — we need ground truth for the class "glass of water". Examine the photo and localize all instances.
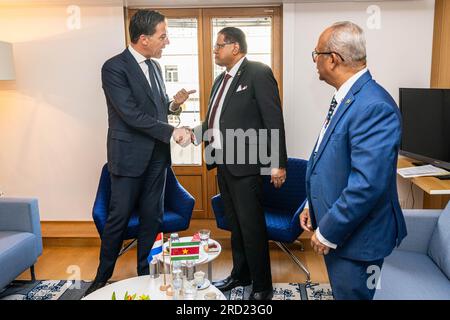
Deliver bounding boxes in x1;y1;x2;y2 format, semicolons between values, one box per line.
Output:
183;280;198;300
198;229;211;252
172;268;183;300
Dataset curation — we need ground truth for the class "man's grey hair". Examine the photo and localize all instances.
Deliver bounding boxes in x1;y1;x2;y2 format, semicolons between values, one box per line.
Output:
325;21;367;68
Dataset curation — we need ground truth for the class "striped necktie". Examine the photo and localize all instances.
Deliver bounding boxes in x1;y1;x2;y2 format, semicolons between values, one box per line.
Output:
313;96;338;158
324;96;338;128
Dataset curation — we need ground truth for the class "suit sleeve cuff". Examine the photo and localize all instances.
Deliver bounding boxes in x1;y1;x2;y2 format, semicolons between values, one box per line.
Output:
192;124;203;146
304;201;309;209
169;101;181;113
316;228;337;249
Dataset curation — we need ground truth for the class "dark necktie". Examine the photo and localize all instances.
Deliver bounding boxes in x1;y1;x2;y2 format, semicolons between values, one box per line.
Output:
145;60;164;103
324;96;338;128
145;59;166;121
207;73;232;142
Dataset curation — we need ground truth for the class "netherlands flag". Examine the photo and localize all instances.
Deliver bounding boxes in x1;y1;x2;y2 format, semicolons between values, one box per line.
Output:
147;232;163;263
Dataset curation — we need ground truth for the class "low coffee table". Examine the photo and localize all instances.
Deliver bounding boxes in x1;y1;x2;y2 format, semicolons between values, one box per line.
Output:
82;275;226;300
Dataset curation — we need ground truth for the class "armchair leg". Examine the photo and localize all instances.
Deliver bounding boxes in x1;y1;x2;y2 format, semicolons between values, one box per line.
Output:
274;241;311;284
119;239;137;256
30;265;36;281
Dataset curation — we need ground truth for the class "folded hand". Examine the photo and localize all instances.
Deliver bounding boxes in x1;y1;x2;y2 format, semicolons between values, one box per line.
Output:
270;168;286;189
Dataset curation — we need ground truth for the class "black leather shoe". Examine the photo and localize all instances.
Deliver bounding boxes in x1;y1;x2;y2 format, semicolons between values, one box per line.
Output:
212;276;251;292
83;280;107;297
249;288;273;300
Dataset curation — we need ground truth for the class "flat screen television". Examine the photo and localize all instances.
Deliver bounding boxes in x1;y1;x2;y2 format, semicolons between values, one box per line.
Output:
399;88;450;170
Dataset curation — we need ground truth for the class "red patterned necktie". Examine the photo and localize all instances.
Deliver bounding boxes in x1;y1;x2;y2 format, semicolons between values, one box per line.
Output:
207;73;232;143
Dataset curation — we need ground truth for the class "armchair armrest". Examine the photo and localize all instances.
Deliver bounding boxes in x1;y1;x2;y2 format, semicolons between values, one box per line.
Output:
0;197;43;255
396;209;441;254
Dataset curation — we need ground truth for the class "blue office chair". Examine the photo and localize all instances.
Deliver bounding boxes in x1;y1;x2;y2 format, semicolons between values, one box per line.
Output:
211;158;310;282
92;164;195;255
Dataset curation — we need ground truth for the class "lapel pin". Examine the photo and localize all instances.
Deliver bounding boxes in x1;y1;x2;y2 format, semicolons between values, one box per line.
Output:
237;70;241;76
345;99;352;104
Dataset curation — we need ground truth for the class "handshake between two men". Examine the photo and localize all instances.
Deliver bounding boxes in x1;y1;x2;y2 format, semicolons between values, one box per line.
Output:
169;88;196;147
172;126;194;147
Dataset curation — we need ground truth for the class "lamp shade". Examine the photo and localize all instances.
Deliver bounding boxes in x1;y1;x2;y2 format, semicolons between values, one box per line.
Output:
0;41;15;80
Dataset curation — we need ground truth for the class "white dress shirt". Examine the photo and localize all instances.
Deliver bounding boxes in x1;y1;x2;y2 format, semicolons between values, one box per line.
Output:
208;56;246;149
128;45;178;112
308;68;369;250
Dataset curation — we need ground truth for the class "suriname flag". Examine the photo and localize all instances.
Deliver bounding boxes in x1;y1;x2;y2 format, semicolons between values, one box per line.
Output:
170;241;200;261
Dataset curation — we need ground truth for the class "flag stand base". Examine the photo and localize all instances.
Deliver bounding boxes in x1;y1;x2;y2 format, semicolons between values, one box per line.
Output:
164;285;174;296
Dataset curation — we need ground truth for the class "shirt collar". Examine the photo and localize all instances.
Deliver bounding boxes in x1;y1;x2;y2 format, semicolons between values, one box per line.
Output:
128;45;147;65
226;56;246;78
334;67;368;104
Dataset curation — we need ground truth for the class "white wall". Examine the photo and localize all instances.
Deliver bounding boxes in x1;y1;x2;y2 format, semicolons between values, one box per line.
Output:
283;0;435;208
0;5;125;220
0;1;435;220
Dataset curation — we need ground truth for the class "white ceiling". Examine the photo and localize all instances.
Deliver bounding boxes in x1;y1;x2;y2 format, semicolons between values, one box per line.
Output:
0;0;411;8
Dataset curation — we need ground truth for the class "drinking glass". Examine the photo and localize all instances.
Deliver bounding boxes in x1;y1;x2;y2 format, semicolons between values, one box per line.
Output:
198;229;211;251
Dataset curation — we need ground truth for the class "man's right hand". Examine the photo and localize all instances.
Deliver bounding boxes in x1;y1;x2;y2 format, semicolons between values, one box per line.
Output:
300;208;313;232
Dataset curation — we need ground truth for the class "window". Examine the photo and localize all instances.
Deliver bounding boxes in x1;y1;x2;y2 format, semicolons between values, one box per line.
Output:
212;17;272;79
165;65;179;82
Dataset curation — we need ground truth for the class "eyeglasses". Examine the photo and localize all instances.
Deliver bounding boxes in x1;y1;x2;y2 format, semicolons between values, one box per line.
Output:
312;50;345;62
213;42;236;50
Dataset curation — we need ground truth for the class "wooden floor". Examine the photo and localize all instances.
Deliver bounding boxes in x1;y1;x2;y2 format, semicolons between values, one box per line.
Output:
18;220;329;284
17;240;329;284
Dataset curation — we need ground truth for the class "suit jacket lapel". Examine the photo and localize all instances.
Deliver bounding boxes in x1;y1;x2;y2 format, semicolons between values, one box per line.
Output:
123;49;156;105
220;58;248;117
311;71;373;172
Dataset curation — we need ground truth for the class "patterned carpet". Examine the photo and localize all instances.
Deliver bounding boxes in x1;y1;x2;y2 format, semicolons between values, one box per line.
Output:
224;283;333;300
0;280;91;300
0;280;333;300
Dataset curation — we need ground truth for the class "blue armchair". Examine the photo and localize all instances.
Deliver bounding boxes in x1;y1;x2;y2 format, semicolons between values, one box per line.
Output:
374;201;450;300
0;198;42;290
211;158;310;281
92;164;195;254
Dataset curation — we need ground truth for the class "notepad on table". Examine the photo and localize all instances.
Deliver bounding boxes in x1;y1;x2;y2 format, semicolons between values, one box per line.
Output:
397;165;450;178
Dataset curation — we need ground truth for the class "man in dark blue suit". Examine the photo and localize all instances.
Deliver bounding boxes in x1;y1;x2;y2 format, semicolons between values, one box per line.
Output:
85;10;194;295
300;21;407;300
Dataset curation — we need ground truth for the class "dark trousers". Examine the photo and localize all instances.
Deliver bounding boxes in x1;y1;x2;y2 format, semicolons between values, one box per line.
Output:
324;251;384;300
217;165;272;292
95;143;169;282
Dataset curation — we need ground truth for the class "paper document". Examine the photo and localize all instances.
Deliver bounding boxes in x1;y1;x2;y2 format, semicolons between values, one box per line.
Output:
397;165;450;178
